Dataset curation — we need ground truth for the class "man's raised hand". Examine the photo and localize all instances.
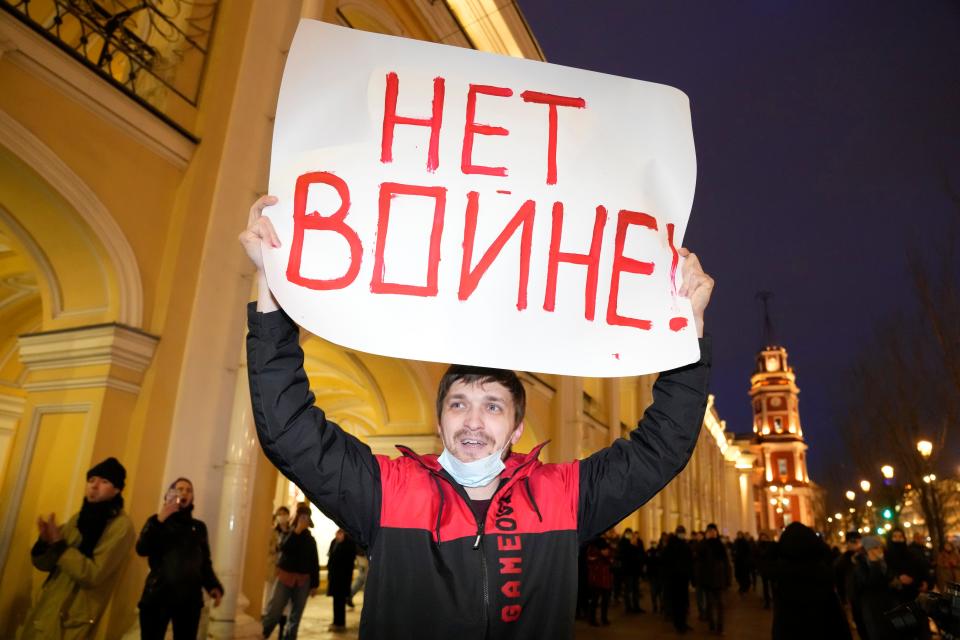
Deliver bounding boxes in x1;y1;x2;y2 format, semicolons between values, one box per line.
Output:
677;248;715;338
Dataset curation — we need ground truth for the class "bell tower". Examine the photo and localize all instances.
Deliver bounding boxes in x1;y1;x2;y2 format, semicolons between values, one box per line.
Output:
750;294;814;530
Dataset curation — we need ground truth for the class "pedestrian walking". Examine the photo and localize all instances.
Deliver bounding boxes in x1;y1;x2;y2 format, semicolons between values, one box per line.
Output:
326;528;357;633
691;530;706;621
732;531;752;595
262;503;320;639
908;532;935;590
853;536;898;640
586;535;614;626
264;506;292;638
661;525;693;633
647;536;666;615
885;528;924;605
834;531;869;640
771;522;850;640
756;531;776;610
136;477;223;640
619;529;644;613
695;523;730;635
19;457;134;640
348;546;368;609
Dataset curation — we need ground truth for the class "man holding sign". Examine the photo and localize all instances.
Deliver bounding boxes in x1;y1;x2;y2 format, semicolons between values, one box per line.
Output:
243;19;713;640
241;197;713;639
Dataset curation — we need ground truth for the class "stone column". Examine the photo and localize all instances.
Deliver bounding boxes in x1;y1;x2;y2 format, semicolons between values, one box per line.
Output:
208;347;261;639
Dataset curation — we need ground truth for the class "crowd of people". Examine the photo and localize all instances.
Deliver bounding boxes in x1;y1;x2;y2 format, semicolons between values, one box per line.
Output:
576;521;960;639
17;455;960;640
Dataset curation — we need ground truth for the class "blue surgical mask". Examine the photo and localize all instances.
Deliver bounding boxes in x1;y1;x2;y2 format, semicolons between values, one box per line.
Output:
438;447;505;488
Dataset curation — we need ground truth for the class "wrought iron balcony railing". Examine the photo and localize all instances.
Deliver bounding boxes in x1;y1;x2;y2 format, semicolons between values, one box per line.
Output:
2;0;218;139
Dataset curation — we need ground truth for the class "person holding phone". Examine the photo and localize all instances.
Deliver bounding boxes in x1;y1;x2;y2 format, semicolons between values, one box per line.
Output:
135;477;223;639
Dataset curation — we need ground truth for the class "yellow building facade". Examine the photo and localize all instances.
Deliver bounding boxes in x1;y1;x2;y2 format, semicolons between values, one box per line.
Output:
0;1;755;637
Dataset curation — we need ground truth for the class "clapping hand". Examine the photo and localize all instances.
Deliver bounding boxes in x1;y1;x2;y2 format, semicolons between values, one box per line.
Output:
36;513;62;544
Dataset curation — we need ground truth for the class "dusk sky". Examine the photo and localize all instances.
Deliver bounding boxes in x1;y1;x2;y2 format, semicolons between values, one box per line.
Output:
515;1;960;489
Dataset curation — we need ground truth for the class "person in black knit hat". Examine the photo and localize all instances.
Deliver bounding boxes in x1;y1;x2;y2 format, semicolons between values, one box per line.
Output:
136;477;223;639
19;457;135;639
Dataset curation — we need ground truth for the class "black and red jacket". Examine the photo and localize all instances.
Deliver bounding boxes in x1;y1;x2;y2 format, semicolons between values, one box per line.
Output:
247;305;711;639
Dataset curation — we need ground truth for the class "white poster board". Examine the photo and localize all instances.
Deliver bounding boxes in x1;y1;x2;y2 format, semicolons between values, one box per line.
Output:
264;20;699;377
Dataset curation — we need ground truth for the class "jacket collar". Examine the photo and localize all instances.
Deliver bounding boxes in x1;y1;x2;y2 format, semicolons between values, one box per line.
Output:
395;441;550;481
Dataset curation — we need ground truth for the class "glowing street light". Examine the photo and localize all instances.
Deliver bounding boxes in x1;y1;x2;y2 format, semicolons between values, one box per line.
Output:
917;440;933;459
881;465;894;479
845;490;856;501
834;512;843;520
866;500;873;507
860;480;871;493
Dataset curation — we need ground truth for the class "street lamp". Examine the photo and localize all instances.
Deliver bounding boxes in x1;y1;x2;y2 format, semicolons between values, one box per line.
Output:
917;440;933;459
845;490;856;501
860;479;871;493
834;512;843;520
769;484;792;517
881;465;894;479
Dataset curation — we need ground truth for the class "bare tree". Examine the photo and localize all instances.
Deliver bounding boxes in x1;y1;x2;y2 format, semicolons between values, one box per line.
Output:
838;213;959;550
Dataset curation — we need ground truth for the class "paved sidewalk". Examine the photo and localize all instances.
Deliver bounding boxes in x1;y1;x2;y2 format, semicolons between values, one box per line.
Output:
287;587;775;639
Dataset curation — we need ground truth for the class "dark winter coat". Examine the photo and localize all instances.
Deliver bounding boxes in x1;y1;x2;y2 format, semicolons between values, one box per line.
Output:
586;538;613;590
276;529;321;589
246;304;710;640
770;523;851;640
660;536;694;586
136;510;222;609
885;541;923;603
618;537;643;578
696;537;731;590
852;555;899;640
326;536;356;597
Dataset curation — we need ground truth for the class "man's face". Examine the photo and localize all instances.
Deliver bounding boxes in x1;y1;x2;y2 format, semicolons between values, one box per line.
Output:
892;531;905;544
85;476;119;503
706;528;718;539
438;379;523;463
848;539;862;553
867;546;885;562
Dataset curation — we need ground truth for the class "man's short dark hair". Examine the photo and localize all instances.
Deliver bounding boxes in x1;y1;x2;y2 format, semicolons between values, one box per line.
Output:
436;365;526;427
846;531;861;542
706;523;718;531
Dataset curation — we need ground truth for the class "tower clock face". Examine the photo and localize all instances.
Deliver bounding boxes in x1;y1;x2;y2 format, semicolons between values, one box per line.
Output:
765;356;779;372
771;396;783;408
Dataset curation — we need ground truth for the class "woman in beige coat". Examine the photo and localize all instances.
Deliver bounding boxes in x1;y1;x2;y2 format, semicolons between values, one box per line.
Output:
19;457;134;640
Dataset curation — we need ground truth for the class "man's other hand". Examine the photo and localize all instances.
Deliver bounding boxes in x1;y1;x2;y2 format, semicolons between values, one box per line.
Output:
677;248;715;338
239;195;280;272
239;195;281;312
